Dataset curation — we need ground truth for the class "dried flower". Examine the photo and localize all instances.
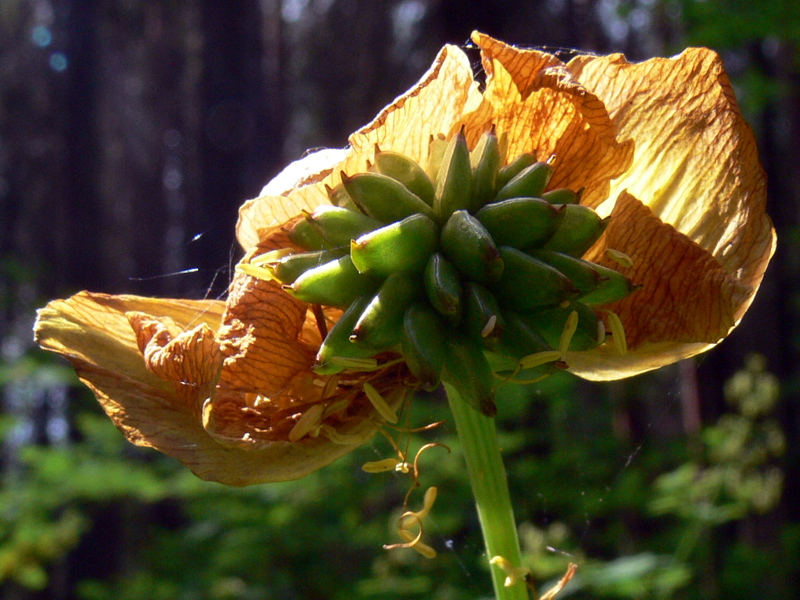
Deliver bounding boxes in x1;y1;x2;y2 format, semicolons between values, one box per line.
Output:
35;32;774;485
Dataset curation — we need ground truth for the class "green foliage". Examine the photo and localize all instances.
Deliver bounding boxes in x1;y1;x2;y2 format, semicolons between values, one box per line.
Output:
2;352;794;599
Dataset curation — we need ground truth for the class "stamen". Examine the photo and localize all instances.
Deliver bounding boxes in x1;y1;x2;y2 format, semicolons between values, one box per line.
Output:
237;263;276;281
490;556;532;588
481;315;498;338
519;350;562;370
250;247;294;267
363;382;399;424
362;458;402;473
540;563;578;600
288;404;325;442
558;311;579;356
320;424;370;445
606;248;634;268
601;309;628;355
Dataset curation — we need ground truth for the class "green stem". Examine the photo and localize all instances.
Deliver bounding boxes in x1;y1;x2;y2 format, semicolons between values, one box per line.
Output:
445;383;530;600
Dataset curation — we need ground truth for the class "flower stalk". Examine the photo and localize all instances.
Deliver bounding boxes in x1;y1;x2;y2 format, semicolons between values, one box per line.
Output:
445;383;530;600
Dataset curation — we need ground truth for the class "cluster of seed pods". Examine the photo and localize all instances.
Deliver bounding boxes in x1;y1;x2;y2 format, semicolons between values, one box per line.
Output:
250;128;638;416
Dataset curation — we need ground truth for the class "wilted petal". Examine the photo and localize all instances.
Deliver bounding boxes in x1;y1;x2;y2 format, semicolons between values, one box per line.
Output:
571;192;752;379
237;43;481;251
217;266;317;396
568;48;775;297
33;292;391;486
470;32;635;207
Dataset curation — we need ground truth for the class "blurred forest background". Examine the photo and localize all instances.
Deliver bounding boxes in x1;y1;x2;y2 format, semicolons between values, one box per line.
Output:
1;0;799;599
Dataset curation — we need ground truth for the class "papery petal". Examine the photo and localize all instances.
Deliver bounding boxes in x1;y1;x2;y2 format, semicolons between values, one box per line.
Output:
33;292;381;486
216;267;317;396
571;192;751;379
236;43;481;251
469;32;634;207
568;48;776;303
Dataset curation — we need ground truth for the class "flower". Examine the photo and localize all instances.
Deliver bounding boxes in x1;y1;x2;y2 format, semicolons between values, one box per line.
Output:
34;32;775;485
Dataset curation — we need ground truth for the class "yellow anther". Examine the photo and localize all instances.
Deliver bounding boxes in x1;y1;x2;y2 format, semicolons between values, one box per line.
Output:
363;382;399;424
519;350;562;370
395;461;411;474
606;248;634;268
481;315;497;338
558;310;579;357
490;556;532;587
601;309;628;355
250;247;294;267
237;262;276;281
288;403;325;442
362;458;402;473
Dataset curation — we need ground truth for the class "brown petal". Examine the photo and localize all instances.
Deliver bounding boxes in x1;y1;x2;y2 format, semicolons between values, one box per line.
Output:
34;292;382;486
236;43;481;251
570;192;752;380
216;267;317;396
567;48;776;304
470;32;634;207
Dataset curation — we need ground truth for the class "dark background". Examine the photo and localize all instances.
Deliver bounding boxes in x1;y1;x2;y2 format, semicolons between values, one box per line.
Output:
2;1;799;599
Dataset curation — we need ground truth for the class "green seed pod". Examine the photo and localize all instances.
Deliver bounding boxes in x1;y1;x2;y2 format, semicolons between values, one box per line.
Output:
540;187;581;205
579;263;640;306
426;134;449;181
288;254;379;308
423;252;462;322
314;296;378;375
519;301;605;352
496;152;536;190
469;129;501;212
440;210;504;285
286;217;334;251
402;302;448;391
444;337;497;417
491;246;578;311
475;197;565;249
528;249;606;296
542;204;610;257
495;161;553;202
434;128;473;221
270;248;348;285
350;272;423;350
374;150;436;206
325;183;360;212
463;282;505;348
500;312;553;359
306;206;383;247
341;172;436;223
350;213;439;276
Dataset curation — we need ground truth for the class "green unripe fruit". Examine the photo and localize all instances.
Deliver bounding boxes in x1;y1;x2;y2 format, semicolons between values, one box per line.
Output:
341;172;436;223
314;296;378;375
463;282;505;348
402;303;447;391
350;272;422;350
288;254;379;308
440;210;504;285
469;129;501;212
495;161;553;202
519;301;606;352
423;252;462;323
374;150;436;206
528;249;606;296
496;152;536;190
542;204;610;257
475;197;565;250
306;206;383;247
270;248;348;285
434;129;473;221
350;213;439;276
492;246;578;310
